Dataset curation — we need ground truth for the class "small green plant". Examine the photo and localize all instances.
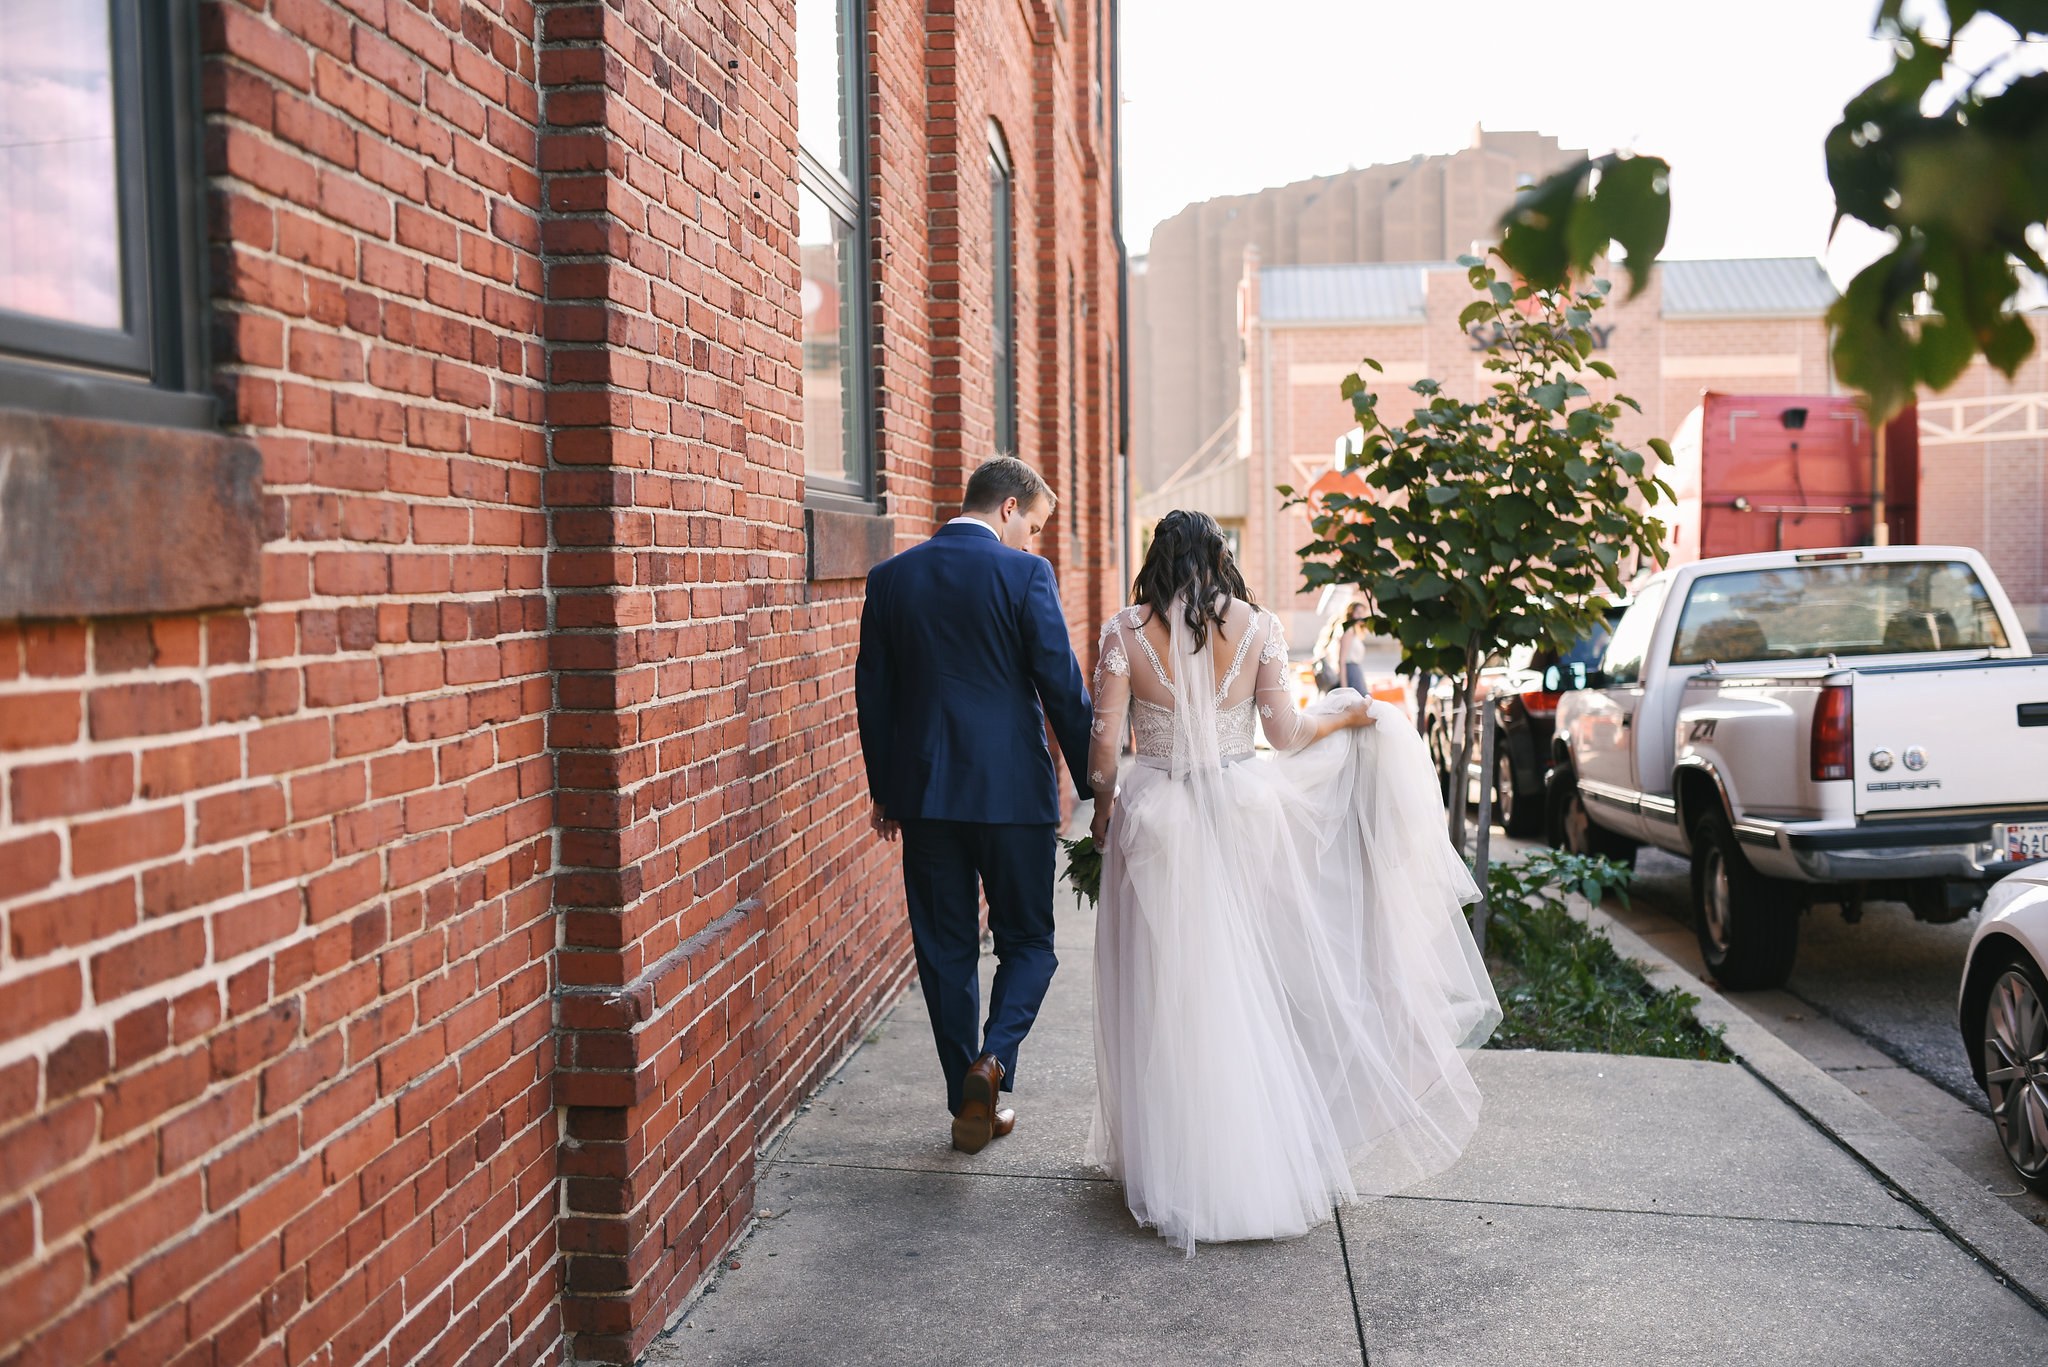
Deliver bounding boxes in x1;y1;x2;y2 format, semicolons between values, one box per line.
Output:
1060;835;1102;907
1484;850;1729;1061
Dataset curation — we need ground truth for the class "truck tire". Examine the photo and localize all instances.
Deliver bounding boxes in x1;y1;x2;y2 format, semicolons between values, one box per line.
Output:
1543;763;1636;865
1498;748;1543;838
1690;809;1800;990
1428;723;1456;807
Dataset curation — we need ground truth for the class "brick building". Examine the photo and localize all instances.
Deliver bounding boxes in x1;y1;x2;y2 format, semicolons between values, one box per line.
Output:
0;2;1122;1365
1141;248;2046;647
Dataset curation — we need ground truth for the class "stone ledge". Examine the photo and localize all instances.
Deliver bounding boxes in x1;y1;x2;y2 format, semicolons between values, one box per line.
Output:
0;405;263;620
805;506;895;582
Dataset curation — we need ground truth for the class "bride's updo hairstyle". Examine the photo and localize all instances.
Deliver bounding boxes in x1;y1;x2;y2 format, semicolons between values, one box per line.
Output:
1132;509;1255;651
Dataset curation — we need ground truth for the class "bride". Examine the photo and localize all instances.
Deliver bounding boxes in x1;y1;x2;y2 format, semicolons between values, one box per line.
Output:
1084;510;1501;1252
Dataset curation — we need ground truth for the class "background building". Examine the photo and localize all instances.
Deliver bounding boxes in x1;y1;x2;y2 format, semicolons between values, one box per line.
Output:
0;2;1120;1365
1128;127;1585;493
1144;250;2045;647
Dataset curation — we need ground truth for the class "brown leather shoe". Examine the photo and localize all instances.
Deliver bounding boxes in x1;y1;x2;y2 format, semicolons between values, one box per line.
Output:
990;1108;1016;1140
951;1055;1005;1153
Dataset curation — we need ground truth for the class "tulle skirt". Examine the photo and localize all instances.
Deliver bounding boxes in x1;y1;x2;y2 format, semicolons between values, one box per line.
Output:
1085;696;1502;1252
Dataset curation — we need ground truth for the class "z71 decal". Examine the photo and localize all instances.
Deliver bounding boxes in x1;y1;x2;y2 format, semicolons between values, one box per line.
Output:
1686;719;1717;743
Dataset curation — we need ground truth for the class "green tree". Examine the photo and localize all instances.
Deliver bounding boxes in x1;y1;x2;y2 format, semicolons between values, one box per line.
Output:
1497;3;2048;422
1286;254;1673;852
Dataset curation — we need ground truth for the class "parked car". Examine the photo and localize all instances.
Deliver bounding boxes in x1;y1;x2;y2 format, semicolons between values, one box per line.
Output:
1547;544;2046;989
1422;610;1621;837
1959;864;2048;1196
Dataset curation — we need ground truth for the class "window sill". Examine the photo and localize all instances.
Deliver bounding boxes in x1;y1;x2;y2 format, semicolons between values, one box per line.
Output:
0;360;218;430
0;405;262;620
805;504;896;582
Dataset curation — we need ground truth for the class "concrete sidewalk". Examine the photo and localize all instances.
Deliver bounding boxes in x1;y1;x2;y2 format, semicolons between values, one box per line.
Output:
646;888;2048;1366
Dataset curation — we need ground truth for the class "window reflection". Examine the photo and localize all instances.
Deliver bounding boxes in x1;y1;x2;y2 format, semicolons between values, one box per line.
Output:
0;2;124;330
800;185;859;487
794;0;846;177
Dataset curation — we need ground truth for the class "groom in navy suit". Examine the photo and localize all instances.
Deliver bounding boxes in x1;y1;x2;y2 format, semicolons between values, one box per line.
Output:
855;457;1094;1153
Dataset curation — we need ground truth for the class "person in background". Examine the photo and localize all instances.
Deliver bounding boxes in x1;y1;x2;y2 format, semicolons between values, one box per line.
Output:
1340;607;1371;696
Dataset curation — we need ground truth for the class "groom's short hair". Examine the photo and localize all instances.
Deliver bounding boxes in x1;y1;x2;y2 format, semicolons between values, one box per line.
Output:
962;456;1054;515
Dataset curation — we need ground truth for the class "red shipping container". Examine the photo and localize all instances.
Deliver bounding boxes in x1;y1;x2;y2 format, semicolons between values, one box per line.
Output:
1662;392;1917;565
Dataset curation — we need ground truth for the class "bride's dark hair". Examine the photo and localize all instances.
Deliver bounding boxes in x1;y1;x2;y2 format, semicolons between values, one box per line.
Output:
1132;510;1255;651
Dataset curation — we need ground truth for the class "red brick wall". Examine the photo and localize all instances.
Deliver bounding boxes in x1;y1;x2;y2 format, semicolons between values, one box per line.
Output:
0;1;1120;1364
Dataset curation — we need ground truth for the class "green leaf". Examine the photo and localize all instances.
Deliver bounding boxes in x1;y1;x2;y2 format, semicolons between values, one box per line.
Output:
1588;359;1617;379
1497;154;1671;298
1424;485;1459;505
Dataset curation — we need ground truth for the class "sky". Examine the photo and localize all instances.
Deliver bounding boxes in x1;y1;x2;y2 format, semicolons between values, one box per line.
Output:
1117;0;2031;285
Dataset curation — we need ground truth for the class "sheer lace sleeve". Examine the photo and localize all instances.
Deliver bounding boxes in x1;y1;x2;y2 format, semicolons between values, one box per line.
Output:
1254;612;1317;752
1088;615;1132;795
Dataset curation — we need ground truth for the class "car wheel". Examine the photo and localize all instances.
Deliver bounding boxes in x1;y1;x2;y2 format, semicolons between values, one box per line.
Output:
1690;809;1800;990
1498;748;1542;838
1543;763;1636;865
1979;954;2048;1197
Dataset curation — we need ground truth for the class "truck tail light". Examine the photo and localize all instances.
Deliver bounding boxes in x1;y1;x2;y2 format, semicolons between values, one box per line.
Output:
1811;684;1853;781
1520;689;1561;717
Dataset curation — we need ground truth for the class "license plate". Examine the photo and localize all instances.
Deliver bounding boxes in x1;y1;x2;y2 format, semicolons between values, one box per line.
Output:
1995;822;2048;861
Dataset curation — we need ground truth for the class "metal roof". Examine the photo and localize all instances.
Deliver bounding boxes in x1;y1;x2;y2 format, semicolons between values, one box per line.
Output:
1660;257;1836;317
1259;263;1448;324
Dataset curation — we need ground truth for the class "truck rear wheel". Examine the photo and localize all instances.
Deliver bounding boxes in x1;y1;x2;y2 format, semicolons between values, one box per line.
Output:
1544;763;1636;865
1691;810;1800;990
1498;748;1543;838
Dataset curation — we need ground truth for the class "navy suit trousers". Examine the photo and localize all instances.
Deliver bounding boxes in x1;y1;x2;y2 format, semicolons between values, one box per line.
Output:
898;818;1058;1115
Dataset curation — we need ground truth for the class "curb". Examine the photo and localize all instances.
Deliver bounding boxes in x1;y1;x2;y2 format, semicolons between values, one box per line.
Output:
1579;898;2048;1315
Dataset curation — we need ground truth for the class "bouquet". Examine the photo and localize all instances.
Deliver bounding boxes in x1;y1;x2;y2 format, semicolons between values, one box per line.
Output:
1060;835;1103;907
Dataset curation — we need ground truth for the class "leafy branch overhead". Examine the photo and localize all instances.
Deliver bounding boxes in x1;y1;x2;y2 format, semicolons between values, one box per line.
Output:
1496;153;1671;301
1496;3;2048;422
1825;2;2048;420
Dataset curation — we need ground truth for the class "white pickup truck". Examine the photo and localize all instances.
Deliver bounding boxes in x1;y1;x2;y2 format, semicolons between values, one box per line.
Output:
1547;545;2048;988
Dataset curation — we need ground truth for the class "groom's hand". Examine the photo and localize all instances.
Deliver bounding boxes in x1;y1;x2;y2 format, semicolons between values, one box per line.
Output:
870;801;900;843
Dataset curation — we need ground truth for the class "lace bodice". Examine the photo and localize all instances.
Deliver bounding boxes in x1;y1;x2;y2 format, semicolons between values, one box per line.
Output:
1088;600;1314;790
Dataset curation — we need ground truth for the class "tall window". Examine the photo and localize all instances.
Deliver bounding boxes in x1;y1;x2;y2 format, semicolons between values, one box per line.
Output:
0;0;208;425
1067;270;1079;541
989;129;1016;459
796;0;871;500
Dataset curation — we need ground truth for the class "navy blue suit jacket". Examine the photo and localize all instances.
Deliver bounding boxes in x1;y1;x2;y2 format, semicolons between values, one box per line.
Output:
856;521;1094;826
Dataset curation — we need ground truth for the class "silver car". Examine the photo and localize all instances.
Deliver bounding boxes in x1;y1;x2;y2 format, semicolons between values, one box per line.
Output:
1961;864;2048;1196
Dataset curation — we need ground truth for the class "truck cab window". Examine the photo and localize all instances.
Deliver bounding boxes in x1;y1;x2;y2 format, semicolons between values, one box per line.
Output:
1670;561;2010;665
1600;582;1668;685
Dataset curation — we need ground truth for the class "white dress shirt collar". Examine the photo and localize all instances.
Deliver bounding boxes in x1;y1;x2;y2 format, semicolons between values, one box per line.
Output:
946;514;1000;539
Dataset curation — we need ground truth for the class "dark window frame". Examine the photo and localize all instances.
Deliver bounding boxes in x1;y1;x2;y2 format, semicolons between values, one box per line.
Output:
797;0;877;512
0;0;212;428
989;126;1016;460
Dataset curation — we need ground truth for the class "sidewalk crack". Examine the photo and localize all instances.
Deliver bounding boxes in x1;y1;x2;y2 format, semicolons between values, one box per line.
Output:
772;1157;1118;1184
1380;1190;1934;1233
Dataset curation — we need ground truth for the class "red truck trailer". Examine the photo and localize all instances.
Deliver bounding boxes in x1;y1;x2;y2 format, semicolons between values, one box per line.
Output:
1662;393;1918;565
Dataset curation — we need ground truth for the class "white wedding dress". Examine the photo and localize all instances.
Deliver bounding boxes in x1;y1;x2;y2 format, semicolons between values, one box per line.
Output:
1084;597;1501;1252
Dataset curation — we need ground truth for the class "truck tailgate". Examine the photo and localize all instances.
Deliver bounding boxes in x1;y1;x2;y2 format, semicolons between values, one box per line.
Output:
1852;658;2048;813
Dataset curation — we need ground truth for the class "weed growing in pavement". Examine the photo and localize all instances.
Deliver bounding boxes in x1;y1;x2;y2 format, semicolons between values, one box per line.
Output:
1482;849;1731;1061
